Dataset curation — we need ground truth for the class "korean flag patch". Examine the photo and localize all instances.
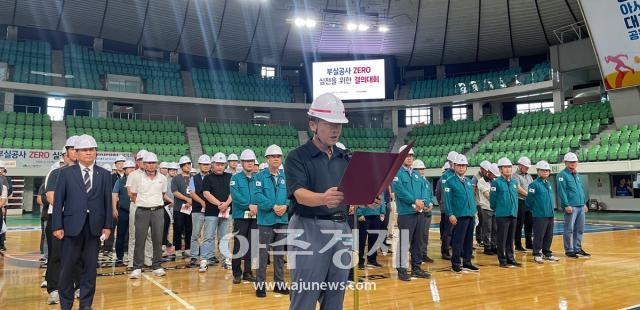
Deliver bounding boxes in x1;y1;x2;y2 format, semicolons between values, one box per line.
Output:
529;188;535;193
256;181;262;187
444;188;450;192
558;177;564;182
442;179;447;184
393;177;399;182
490;187;496;192
280;179;285;185
230;180;236;186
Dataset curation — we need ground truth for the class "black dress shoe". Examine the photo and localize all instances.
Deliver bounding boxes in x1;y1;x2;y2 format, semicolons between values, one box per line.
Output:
243;273;256;282
514;246;527;252
256;288;266;298
507;261;522;267
462;263;479;272
233;275;242;284
397;268;411;281
422;255;434;263
274;284;290;295
442;253;451;260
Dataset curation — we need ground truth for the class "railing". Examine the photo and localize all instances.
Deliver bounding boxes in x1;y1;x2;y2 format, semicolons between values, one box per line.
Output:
203;116;291;126
72;109;92;117
553;20;588;44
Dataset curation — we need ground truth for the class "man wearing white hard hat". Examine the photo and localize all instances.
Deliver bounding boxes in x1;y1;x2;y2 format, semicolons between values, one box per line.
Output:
392;145;431;281
161;162;179;257
472;160;492;247
129;152;168;279
513;156;534;252
43;137;79;305
187;154;212;267
490;158;521;268
125;150;153;269
478;163;499;255
525;161;560;264
113;155;127;183
112;160;136;266
442;154;479;273
226;153;240;175
229;149;258;283
201;152;233;273
412;159;436;264
171;157;193;259
286;92;378;310
253;145;290;297
557;152;590;258
51;134;113;309
436;150;459;260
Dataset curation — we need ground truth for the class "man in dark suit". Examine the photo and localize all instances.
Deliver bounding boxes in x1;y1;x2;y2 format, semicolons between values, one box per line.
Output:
52;134;112;310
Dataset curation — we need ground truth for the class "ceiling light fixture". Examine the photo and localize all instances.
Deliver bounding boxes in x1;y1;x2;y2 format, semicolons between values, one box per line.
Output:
358;24;370;31
378;25;389;32
305;19;317;28
346;23;358;31
294;18;306;27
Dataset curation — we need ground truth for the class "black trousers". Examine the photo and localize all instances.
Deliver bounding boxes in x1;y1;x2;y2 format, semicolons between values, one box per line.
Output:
163;208;172;247
515;200;533;248
45;214;80;294
358;215;383;264
59;219;100;310
0;209;5;247
440;211;452;255
496;217;517;265
450;216;474;268
475;205;483;243
532;217;554;257
232;218;257;277
115;210;129;260
396;214;424;269
172;211;192;251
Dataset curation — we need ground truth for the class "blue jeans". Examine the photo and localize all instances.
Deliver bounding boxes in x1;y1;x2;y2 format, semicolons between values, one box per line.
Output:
202;216;231;261
190;213;205;259
563;206;585;253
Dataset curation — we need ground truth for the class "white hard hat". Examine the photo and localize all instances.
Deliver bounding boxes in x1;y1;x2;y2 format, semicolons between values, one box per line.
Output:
517;156;532;168
190;168;197;174
335;142;346;150
536;160;551;170
447;151;459;162
259;163;269;170
168;162;179;170
254;159;259;165
61;146;67;155
399;145;415;155
412;159;426;169
228;154;239;161
240;149;257;161
265;144;283;157
74;134;98;149
442;162;451;171
212;152;227;164
564;152;579;162
497;157;513;167
136;150;148;160
114;155;126;163
479;160;492;171
102;163;112;170
308;93;348;123
65;135;79;148
123;160;135;169
143;152;159;163
179;156;192;165
0;160;4;168
453;154;468;165
198;154;211;164
159;162;169;169
488;163;500;177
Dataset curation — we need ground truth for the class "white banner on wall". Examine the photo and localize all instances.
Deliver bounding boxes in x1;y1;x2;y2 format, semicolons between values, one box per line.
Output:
579;0;640;90
312;59;386;101
0;148;132;171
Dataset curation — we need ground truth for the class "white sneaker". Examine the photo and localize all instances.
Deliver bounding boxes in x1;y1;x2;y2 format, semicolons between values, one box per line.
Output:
40;280;47;288
534;256;544;264
184;250;191;257
47;290;60;305
199;260;208;273
74;289;80;299
544;255;560;262
153;268;166;277
129;269;142;279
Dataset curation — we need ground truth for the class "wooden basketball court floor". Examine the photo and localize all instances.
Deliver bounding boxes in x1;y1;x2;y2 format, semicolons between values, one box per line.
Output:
1;216;640;309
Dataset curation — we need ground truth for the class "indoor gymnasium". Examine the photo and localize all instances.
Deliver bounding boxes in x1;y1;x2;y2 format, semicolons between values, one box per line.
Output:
0;0;639;309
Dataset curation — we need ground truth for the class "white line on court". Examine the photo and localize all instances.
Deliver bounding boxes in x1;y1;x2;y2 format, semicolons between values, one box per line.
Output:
619;304;640;310
142;274;196;310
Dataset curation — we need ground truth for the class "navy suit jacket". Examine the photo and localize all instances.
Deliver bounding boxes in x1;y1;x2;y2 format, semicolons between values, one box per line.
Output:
51;164;113;237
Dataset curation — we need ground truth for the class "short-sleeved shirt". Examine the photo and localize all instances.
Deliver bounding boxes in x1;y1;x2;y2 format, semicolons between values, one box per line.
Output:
188;173;207;213
171;174;191;210
513;170;533;200
202;172;232;216
165;176;174;203
113;177;131;211
45;167;62;194
285;139;349;217
132;172;167;208
125;169;144;193
476;177;492;210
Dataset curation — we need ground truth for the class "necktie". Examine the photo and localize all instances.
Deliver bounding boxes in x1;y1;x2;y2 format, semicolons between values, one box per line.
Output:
83;168;92;193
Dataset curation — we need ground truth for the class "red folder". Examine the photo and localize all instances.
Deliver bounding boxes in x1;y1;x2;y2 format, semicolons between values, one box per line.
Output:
338;141;415;205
